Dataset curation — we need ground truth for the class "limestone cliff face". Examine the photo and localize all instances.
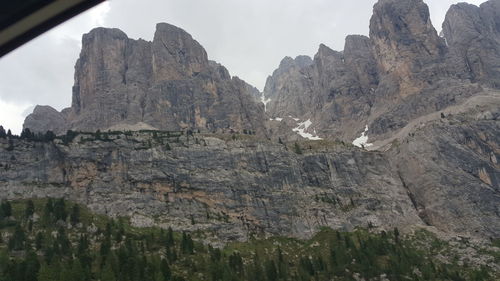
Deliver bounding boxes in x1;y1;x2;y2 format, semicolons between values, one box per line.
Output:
369;0;446;98
265;0;500;144
391;118;500;237
23;105;70;134
442;0;500;87
14;0;500;243
265;40;378;141
0;134;419;241
2;110;500;240
24;23;266;136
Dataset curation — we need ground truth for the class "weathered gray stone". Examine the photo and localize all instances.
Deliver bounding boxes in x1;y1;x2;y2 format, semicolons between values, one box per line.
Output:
442;0;500;87
24;23;266;136
0;133;422;241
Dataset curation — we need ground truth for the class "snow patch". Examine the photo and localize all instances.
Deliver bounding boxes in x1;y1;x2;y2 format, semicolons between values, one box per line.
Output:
292;119;322;140
261;92;271;112
269;117;283;122
352;125;373;148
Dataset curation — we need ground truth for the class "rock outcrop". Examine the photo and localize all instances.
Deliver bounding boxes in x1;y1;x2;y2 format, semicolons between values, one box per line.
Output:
22;105;70;134
0;133;420;241
265;39;378;141
391;118;500;237
265;0;500;144
24;23;266;136
14;0;500;244
3;102;500;241
369;0;447;98
442;0;500;87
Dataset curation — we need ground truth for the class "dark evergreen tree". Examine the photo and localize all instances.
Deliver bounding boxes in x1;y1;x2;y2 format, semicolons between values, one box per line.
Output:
44;130;56;142
70;204;80;226
1;201;12;217
25;200;35;219
0;126;6;138
35;232;44;250
166;227;174;247
265;259;278;281
394;227;400;244
20;128;34;140
181;232;194;255
293;142;303;154
53;198;67;221
37;262;59;281
6;138;14;151
24;250;40;281
42;198;54;224
8;225;26;251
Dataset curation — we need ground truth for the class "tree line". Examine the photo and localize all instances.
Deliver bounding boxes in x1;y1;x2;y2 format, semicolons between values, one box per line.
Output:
0;199;494;281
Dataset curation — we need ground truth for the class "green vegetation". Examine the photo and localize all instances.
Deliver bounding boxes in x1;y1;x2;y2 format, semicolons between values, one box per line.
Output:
0;199;496;281
293;142;302;154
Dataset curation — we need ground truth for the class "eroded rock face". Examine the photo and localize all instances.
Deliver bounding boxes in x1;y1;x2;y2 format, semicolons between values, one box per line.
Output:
443;0;500;87
264;0;500;144
0;133;425;241
24;23;266;136
15;0;500;243
390;119;500;237
264;55;314;118
152;23;209;82
370;0;446;97
2;115;500;240
265;41;377;141
23;106;69;135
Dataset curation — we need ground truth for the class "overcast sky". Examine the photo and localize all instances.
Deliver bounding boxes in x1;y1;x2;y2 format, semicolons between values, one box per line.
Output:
0;0;486;134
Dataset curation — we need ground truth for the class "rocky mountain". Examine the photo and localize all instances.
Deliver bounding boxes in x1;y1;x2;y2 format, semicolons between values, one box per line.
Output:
8;0;500;253
265;0;499;145
443;0;500;87
24;23;266;136
1;99;499;242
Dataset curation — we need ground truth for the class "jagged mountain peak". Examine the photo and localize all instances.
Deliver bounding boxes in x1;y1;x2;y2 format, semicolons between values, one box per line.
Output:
24;22;266;136
369;0;446;74
152;22;209;81
442;0;500;86
6;1;500;270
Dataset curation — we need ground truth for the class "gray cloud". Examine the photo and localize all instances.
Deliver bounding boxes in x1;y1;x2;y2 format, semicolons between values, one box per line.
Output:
0;0;487;133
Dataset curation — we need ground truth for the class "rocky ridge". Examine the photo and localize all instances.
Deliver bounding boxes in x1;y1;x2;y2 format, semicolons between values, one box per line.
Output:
10;0;500;245
2;99;500;242
264;0;500;145
24;23;266;136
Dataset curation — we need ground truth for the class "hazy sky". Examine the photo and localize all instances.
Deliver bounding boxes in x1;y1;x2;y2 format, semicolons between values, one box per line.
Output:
0;0;486;133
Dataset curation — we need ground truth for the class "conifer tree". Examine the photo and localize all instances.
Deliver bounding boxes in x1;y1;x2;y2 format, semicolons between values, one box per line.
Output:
293;142;303;154
35;232;44;250
166;227;174;247
8;224;26;251
42;199;54;224
70;204;80;226
24;250;40;281
101;260;117;281
265;259;278;281
1;201;12;217
37;262;59;281
53;198;67;221
25;200;35;219
44;130;56;142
